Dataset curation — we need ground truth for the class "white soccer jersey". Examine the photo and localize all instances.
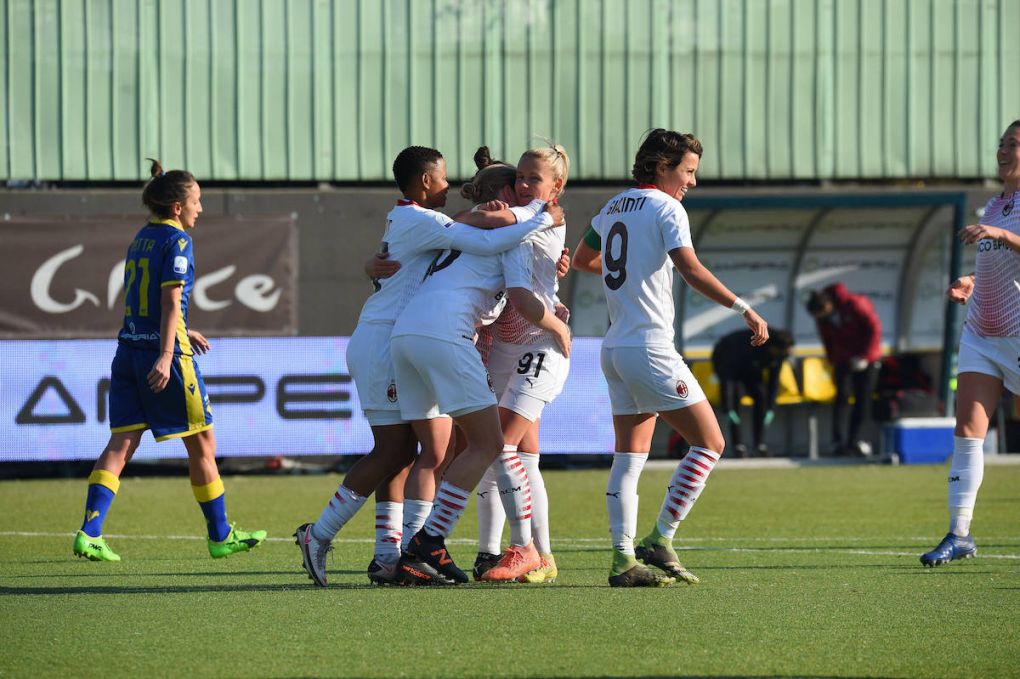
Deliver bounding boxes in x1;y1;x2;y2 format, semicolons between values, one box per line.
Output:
966;191;1020;337
391;212;553;345
356;200;546;325
496;223;567;344
591;186;693;349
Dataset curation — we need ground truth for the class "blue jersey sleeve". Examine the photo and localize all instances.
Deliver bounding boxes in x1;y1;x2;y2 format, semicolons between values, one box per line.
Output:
161;233;193;288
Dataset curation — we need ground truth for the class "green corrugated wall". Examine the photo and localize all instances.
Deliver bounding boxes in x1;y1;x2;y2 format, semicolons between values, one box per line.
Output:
2;0;1018;182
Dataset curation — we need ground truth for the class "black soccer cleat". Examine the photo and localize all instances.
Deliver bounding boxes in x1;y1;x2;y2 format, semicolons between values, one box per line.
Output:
407;529;468;584
472;551;502;581
395;552;456;586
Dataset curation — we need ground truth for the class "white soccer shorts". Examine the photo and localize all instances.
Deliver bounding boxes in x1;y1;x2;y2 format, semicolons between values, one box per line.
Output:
957;325;1020;395
390;334;497;420
487;339;569;422
600;344;707;415
346;322;407;426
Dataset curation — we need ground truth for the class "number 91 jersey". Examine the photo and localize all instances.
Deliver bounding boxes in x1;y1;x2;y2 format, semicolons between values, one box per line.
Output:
591;186;693;350
117;219;196;355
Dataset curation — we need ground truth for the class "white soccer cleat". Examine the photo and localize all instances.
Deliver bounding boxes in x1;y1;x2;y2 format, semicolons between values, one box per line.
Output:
294;523;332;587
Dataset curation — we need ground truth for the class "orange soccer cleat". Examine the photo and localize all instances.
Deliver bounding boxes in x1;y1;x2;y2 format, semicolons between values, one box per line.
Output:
479;541;542;582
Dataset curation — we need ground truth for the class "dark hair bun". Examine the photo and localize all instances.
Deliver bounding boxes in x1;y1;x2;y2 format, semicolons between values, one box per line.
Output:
460;181;478;201
146;157;164;179
474;146;494;170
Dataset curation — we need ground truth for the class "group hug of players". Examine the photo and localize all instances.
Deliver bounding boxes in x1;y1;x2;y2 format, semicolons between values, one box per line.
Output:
73;120;1020;582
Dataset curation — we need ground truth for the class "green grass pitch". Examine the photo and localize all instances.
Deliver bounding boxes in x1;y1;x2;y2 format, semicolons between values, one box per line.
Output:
1;464;1017;678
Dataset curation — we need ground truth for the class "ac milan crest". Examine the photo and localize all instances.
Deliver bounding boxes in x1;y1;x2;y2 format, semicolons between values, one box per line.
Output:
386;383;398;403
676;380;689;398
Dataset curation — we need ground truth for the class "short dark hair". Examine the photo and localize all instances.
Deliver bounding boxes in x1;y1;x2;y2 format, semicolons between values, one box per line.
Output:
392;146;444;193
141;158;196;219
631;128;703;184
806;290;832;315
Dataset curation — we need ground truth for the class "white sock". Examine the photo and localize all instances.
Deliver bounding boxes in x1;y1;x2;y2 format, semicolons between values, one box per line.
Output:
519;452;550;555
606;452;647;555
400;499;433;550
494;445;533;546
476;464;505;555
312;483;367;542
948;436;984;537
374;501;402;564
655;446;720;539
422;481;470;538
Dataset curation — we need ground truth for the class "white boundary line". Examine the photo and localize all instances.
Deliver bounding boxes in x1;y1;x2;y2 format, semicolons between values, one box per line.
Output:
6;531;1018;559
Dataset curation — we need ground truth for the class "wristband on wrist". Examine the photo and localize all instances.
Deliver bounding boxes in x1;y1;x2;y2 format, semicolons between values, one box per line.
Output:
731;297;751;316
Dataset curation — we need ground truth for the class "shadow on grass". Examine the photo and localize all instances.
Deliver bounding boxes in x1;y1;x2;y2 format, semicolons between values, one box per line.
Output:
889;569;1004;576
501;672;893;676
3;569;354;579
0;583;377;595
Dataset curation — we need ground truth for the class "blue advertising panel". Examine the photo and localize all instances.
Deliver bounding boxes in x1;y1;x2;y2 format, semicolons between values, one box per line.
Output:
1;337;616;461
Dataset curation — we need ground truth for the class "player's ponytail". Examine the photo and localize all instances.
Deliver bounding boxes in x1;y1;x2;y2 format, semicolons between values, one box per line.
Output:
142;158;196;219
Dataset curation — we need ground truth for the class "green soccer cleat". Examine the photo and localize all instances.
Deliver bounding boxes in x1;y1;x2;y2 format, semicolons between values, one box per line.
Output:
636;527;701;584
607;549;674;587
208;524;267;559
73;530;121;562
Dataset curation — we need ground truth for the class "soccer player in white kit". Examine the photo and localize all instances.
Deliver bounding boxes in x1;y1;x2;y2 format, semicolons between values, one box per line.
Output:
293;146;559;587
472;142;572;584
389;194;570;585
574;129;768;586
921;119;1020;567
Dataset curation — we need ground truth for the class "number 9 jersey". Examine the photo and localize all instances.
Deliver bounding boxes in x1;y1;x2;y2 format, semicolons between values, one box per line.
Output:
590;185;693;349
117;219;196;355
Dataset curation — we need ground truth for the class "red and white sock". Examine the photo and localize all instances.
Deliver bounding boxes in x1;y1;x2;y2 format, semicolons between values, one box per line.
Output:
312;483;367;542
422;481;470;539
494;445;532;546
519;452;550;554
655;446;720;539
607;452;647;555
476;465;505;555
400;499;432;550
374;500;402;565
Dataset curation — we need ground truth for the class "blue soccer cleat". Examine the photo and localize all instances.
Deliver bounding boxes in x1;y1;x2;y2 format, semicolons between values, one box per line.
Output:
920;533;977;567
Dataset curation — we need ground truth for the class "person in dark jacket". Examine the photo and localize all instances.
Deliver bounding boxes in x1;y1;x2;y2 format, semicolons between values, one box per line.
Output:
712;329;795;457
806;283;882;455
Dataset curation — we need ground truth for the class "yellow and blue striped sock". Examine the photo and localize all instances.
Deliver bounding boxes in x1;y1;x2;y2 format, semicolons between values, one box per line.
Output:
81;470;120;537
192;478;230;542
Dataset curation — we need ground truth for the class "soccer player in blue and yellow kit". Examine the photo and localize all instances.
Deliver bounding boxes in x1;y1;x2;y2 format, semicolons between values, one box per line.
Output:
72;159;266;562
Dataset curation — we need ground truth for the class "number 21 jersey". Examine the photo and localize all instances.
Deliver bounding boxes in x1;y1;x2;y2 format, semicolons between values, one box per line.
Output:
591;186;693;349
117;219;196;355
